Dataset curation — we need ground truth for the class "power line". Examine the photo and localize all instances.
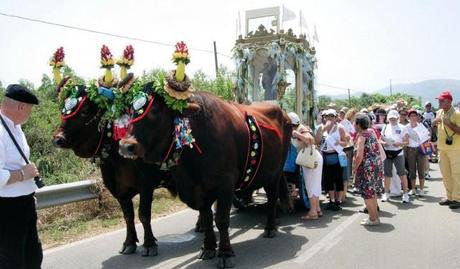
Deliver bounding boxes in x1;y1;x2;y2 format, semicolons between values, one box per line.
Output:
317;83;365;93
0;11;232;58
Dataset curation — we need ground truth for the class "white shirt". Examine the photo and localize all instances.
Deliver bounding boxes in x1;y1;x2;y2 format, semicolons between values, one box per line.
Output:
0;112;37;197
381;123;408;155
407;123;430;147
339;119;355;135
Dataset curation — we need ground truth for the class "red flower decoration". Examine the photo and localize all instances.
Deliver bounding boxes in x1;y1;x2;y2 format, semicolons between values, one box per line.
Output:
175;41;188;54
123;45;134;61
101;45;112;61
53;47;65;63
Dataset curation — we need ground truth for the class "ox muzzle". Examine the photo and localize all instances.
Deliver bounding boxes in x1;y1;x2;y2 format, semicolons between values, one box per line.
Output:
119;137;140;160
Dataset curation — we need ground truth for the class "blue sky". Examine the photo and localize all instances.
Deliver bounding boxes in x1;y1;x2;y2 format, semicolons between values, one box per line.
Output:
1;0;459;95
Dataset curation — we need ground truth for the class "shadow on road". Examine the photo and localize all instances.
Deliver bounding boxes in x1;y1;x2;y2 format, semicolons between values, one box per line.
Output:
363;222;395;233
100;205;308;269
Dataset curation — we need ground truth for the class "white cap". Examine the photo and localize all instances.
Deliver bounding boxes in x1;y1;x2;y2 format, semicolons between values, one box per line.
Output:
360;108;369;113
324;109;337;116
288;112;300;125
387;109;399;119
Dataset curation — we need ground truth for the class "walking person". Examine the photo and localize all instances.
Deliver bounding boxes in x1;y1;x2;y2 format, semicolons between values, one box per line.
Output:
432;91;460;209
0;84;42;269
353;114;384;226
289;112;323;220
406;109;430;196
380;110;410;203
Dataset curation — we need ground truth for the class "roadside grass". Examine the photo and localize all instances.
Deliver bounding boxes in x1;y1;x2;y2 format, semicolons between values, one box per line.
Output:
38;186;187;250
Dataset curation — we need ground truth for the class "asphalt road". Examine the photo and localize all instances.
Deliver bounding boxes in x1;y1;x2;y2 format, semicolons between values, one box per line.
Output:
43;163;460;269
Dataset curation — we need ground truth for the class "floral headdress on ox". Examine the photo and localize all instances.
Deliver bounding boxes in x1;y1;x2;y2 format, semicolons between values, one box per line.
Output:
51;45;140;131
163;41;194;101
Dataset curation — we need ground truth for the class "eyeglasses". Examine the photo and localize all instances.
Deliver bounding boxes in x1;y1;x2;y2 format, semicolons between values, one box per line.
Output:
399;113;407;116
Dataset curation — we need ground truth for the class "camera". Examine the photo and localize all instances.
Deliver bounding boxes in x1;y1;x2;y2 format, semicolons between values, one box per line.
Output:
446;136;453;145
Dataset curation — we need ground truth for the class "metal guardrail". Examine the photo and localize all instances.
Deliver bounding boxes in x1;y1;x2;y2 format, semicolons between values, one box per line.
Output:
35;180;99;209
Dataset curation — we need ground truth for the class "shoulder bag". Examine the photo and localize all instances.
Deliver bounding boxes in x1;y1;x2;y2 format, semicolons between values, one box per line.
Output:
296;144;319;169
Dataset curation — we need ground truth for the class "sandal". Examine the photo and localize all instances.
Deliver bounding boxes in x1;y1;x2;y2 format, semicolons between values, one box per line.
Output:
317;211;323;217
301;214;319;220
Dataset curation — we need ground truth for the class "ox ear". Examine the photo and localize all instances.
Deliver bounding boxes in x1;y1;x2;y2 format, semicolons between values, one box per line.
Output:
117;73;135;93
56;76;71;93
182;102;201;116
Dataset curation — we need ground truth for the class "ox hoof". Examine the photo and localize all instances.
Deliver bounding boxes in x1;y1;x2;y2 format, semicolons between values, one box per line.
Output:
263;228;277;238
141;245;158;257
198;247;216;260
217;255;235;268
119;243;137;254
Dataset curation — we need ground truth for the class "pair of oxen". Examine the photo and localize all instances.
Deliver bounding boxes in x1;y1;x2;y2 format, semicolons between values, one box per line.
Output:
52;73;292;268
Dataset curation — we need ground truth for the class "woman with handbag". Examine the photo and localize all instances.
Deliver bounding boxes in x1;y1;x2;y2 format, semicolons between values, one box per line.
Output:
289;112;323;220
315;109;348;211
353;114;384;226
406;109;430;196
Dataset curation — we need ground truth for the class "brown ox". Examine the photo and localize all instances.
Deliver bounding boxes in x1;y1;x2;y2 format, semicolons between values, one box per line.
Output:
119;85;291;268
52;84;173;256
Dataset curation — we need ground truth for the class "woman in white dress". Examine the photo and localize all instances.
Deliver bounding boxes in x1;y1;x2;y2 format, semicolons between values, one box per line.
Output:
289;112;324;220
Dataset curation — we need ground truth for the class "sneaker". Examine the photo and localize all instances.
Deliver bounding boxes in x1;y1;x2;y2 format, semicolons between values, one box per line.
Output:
325;201;336;210
381;193;389;202
360;218;380;226
425;173;431;180
448;201;460;209
408;189;416;196
439;198;453;206
402;193;410;203
416;189;425;196
352;187;360;193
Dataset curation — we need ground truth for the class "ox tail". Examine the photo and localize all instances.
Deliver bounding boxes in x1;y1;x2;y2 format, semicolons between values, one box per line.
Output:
278;110;294;212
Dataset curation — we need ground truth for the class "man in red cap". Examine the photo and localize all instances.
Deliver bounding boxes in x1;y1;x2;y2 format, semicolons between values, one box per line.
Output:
432;90;460;209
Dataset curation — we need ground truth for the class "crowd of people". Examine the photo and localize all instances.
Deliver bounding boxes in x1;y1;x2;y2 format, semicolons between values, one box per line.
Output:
287;90;460;227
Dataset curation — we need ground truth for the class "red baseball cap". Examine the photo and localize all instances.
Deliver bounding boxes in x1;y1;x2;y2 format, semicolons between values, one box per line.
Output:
436;90;453;101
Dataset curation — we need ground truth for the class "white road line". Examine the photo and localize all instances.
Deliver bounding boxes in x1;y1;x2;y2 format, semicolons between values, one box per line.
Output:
293;212;360;265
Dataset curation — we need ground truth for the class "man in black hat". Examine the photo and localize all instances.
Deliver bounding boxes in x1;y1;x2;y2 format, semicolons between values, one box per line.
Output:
0;84;42;269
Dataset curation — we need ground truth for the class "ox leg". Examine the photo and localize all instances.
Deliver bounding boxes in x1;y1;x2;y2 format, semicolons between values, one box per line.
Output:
138;189;158;257
118;199;138;254
263;177;281;238
215;197;235;268
198;207;217;260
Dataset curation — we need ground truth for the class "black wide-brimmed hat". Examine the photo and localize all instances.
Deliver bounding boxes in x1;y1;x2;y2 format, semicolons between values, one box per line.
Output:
5;84;39;105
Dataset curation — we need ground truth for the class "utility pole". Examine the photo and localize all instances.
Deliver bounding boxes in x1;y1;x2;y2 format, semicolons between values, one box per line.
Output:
213;41;219;78
389;79;393;96
348;88;351;107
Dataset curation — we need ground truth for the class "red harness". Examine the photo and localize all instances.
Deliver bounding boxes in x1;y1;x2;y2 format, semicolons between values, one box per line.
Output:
59;96;105;157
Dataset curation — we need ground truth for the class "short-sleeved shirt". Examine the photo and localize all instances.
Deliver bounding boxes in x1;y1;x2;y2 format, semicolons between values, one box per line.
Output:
0;113;37;197
381;123;408;156
437;107;460;151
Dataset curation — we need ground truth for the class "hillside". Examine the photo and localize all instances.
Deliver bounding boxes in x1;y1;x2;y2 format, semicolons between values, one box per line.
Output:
376;79;460;103
324;79;460;104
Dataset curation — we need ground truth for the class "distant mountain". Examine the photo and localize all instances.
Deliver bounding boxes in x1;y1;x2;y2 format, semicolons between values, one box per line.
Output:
324;79;460;104
376;79;460;103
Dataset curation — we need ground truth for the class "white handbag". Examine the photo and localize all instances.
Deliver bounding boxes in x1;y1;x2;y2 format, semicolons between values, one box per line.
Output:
296;145;319;169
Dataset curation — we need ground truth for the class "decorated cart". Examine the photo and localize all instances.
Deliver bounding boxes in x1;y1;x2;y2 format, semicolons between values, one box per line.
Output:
232;7;318;209
232;7;317;127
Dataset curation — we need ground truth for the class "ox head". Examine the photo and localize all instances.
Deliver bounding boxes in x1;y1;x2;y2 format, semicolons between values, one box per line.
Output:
118;81;200;162
52;82;106;158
